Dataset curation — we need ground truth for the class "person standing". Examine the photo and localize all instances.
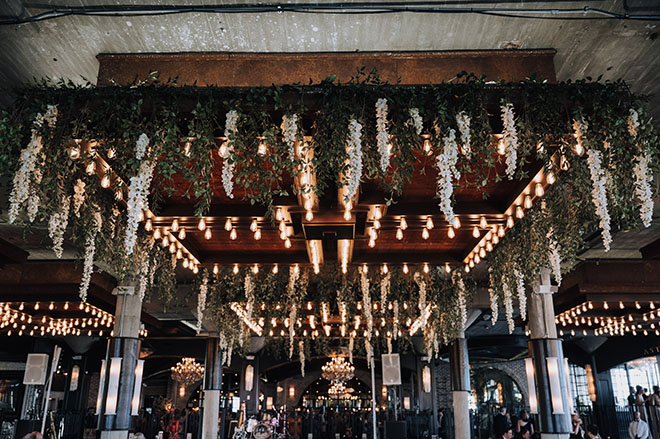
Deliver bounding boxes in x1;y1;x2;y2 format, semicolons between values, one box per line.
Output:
636;386;648;421
571;413;584;439
630;387;639;415
494;407;511;438
629;411;651;439
516;409;534;438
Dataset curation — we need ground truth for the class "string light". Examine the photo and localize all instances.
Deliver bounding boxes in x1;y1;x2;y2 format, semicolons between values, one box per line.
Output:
396;228;404;240
535;183;545;197
452;217;461;229
524;195;533;209
425;217;434;229
171;219;179;232
448;227;455;239
284;238;292;248
254;229;262;240
197;218;206;231
250;219;258;233
422;228;430;240
230;228;237;240
547;172;556;185
204;228;212;240
472;227;480;239
400;217;408;230
224;218;233;231
479;217;488;229
178;228;186;240
100;174;110;188
403;264;409;274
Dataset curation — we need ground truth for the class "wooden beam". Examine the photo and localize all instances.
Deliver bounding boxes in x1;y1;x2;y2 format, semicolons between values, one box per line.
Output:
641;237;660;260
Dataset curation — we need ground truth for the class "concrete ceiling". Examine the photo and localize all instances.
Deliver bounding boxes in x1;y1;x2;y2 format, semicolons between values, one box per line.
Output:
0;0;658;116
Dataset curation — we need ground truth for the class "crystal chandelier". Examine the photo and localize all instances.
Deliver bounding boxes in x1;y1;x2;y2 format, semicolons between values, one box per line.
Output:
328;381;346;396
322;356;355;383
171;357;204;386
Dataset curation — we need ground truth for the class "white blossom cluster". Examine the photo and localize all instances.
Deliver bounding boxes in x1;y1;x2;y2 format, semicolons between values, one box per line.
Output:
281;113;299;162
8;106;58;224
79;208;102;302
289;303;297;359
634;153;654;228
135;133;149;161
72;179;86;217
413;272;427;310
435;129;459;224
408;108;423;135
364;338;373;368
488;269;499;325
393;301;399;339
375;98;391;172
361;270;373;341
220;331;233;367
501;103;519;179
456;111;471;158
380;272;390;311
345;119;363;201
299;340;305;377
245;273;255;325
454;272;467;329
386;336;392;354
503;277;514;334
48;196;71;258
196;275;208;334
348;333;354;364
137;258;150;301
547;227;562;286
514;269;526;321
222;110;239;199
125;149;155;255
628;109;640;137
586;149;612;251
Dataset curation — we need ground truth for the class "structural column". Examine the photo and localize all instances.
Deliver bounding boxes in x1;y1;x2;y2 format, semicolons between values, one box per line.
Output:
450;330;470;439
528;268;572;439
99;285;142;439
201;336;222;439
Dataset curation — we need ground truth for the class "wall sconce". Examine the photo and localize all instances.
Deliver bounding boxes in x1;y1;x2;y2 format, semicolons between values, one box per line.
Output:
289;386;295;399
245;364;254;392
422;365;431;393
546;357;565;414
131;359;144;416
584;364;597;402
105;357;122;415
524;358;538;414
403;396;411;410
95;360;106;415
563;358;574;414
179;385;186;398
69;365;80;392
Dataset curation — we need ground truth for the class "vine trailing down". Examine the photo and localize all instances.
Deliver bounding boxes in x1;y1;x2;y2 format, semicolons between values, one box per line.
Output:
0;74;657;353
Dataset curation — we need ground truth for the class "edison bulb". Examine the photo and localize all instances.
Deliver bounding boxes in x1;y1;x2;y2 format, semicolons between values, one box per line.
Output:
230;228;237;240
396;228;403;240
448;227;455;239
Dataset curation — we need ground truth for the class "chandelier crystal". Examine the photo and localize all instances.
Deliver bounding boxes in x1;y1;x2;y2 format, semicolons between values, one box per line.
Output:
171;357;204;386
328;381;347;396
321;356;355;384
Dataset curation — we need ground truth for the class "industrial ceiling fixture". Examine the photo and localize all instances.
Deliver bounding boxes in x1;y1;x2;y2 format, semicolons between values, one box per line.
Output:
321;356;355;384
170;357;204;386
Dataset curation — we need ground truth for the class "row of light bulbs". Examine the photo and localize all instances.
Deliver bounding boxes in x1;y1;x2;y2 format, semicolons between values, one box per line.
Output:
211;262;452;276
556;300;655;322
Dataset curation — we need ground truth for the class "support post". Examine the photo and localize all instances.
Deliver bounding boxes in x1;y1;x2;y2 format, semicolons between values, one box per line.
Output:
528;268;572;439
99;285;142;439
370;352;378;439
450;331;471;439
201;336;222;439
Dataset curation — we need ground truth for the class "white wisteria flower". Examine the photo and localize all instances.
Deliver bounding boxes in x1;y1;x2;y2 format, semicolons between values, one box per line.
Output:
586;149;612;251
364;338;373;368
196;275;208;334
281;113;299;162
414;272;427;310
454;272;467;329
220;331;233;367
393;301;399;339
348;333;355;364
503;277;514;334
634;153;654;228
361;270;373;340
380;272;390;311
137;258;150;301
245;273;255;323
48;196;71;258
514;269;526;321
26;186;40;223
375;98;391;172
548;227;562;286
628;108;640;137
135;133;149;161
456;111;472;158
408;108;423;135
72;179;86;217
345;119;363;201
222;110;239;199
435;129;459;224
289;303;297;359
79;208;102;302
501;103;519;179
299;340;305;377
125;158;155;255
488;269;499;325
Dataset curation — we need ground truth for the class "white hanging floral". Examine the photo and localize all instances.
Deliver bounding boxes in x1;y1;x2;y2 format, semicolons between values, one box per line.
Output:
380;272;390;311
435;129;459;224
514;269;526;321
299;340;306;377
502;277;514;334
634;153;654;228
79;208;102;302
72;179;86;217
387;336;392;354
137;258;149;301
8;106;58;223
454;272;467;329
48;196;71;258
345;119;363;201
281;113;299;162
501;103;519;179
289;303;297;359
365;338;373;368
348;333;354;364
628;109;640;137
548;227;562;286
196;275;208;334
361;270;373;340
375;98;390;172
222;110;239;199
488;269;499;325
413;272;427;310
135;133;149;161
408;108;423;136
393;301;399;339
456;111;472;158
125;157;155;255
586;149;612;251
220;331;234;367
245;273;255;323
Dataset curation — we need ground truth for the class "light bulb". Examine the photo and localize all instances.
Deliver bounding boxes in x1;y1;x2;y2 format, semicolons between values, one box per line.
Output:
403;264;409;274
498;138;506;155
272;265;279;274
275;209;283;221
306;210;314;221
69;146;80;159
86;161;96;175
344;209;351;221
230;228;237;240
479;248;486;258
453;216;461;229
373;219;381;230
285;238;291;248
472;226;480;238
169;242;176;253
506;216;514;229
422;228;430;240
479;216;488;229
250;219;258;232
176;249;182;259
100;174;110;188
423;263;429;273
368;238;376;248
204;228;212;240
535;183;545;197
448;227;455;239
171;219;179;232
258;142;267;155
252;229;261;240
224;218;233;231
474;254;480;264
145;219;153;232
374;207;382;220
524;195;533;209
516;206;524;219
547;172;556;185
575;141;584;156
400;217;408;230
426;217;434;229
382;264;388;274
233;264;239;274
252;264;259;274
49;302;54;310
183;259;189;268
197;218;206;231
178;228;186;240
396;228;404;240
423;139;432;155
